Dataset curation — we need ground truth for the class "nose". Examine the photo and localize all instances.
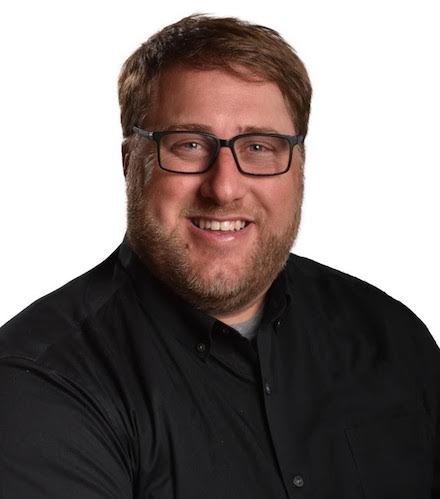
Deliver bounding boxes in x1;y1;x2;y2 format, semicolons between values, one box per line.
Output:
199;147;247;205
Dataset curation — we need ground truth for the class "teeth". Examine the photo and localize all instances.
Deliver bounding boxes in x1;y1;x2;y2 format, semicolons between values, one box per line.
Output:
193;219;247;231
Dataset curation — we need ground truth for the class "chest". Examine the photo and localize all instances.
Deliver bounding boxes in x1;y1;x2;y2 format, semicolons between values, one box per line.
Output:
122;315;434;499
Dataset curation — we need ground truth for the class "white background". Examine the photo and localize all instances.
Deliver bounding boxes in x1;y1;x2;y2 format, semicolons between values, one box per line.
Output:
0;0;438;342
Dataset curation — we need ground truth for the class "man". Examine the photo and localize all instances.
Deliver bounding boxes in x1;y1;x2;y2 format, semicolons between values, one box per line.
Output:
0;14;438;499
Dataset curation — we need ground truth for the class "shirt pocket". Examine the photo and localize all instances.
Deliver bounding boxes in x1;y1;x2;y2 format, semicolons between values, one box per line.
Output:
345;410;434;499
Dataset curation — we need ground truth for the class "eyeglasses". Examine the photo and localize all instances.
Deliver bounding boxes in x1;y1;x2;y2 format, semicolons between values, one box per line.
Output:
132;126;304;176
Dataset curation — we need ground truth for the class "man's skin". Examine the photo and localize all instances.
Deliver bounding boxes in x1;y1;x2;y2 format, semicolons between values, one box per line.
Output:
123;66;304;324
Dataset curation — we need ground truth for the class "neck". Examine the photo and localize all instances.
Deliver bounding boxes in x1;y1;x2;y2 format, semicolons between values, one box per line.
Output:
212;294;265;325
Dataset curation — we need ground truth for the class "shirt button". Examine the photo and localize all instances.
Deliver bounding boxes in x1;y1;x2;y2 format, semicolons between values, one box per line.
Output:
264;382;271;395
196;342;207;354
274;319;281;329
293;475;304;488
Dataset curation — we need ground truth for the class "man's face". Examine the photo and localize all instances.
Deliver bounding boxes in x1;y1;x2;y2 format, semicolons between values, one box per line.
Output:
126;66;304;321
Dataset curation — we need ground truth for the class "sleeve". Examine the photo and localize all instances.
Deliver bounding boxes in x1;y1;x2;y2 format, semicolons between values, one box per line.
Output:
422;329;440;499
0;361;133;499
398;308;440;498
414;325;440;499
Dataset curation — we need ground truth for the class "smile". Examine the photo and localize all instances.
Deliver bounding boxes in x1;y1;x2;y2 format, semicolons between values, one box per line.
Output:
191;219;248;232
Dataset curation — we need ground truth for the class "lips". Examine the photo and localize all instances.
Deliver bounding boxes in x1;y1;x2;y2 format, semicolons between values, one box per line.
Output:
191;219;248;232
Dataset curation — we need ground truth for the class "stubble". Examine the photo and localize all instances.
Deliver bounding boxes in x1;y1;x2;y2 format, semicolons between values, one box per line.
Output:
126;155;303;316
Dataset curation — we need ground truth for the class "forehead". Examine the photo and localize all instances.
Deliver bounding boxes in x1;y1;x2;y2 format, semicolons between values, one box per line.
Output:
149;65;295;135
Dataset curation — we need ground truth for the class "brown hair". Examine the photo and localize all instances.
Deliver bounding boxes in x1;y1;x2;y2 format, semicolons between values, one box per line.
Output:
118;14;312;139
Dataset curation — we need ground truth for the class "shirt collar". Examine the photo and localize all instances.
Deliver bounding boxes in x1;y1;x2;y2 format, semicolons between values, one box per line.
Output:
261;263;291;329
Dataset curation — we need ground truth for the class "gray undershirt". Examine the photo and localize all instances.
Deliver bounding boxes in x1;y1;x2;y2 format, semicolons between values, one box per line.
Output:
229;308;264;341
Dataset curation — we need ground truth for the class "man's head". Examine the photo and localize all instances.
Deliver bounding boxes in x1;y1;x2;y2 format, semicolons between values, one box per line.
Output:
118;15;312;323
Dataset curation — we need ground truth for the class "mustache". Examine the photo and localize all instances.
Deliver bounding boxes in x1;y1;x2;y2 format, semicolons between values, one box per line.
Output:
182;202;259;221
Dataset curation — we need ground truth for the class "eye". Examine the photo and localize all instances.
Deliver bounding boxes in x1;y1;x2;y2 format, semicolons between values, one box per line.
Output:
171;139;207;155
242;139;277;154
182;141;201;150
165;133;215;159
248;143;269;153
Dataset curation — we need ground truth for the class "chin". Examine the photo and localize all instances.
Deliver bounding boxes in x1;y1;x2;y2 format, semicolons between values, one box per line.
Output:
126;186;302;317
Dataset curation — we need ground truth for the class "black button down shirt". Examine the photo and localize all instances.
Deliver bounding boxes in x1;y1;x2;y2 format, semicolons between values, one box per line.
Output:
1;239;439;498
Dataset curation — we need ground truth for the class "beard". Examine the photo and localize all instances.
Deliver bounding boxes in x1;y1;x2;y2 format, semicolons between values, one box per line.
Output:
126;162;303;317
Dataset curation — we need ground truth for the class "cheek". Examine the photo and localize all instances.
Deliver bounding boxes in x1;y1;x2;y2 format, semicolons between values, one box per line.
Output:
262;171;303;221
269;193;296;228
142;175;199;227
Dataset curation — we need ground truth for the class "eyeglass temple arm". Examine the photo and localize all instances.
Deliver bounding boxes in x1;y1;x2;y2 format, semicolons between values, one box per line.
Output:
133;126;153;138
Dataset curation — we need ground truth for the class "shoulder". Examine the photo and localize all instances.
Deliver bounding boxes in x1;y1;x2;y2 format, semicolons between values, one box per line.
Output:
284;253;438;363
285;253;422;323
0;244;147;460
0;246;130;364
286;252;389;296
285;253;439;386
0;246;136;493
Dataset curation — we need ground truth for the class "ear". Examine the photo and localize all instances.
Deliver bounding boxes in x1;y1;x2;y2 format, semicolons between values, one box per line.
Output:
121;140;131;178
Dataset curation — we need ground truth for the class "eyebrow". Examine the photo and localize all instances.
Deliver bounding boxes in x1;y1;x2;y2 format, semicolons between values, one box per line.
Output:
158;123;289;136
160;123;212;133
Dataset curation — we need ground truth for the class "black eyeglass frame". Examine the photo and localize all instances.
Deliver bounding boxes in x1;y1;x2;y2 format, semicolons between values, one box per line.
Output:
132;126;305;177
